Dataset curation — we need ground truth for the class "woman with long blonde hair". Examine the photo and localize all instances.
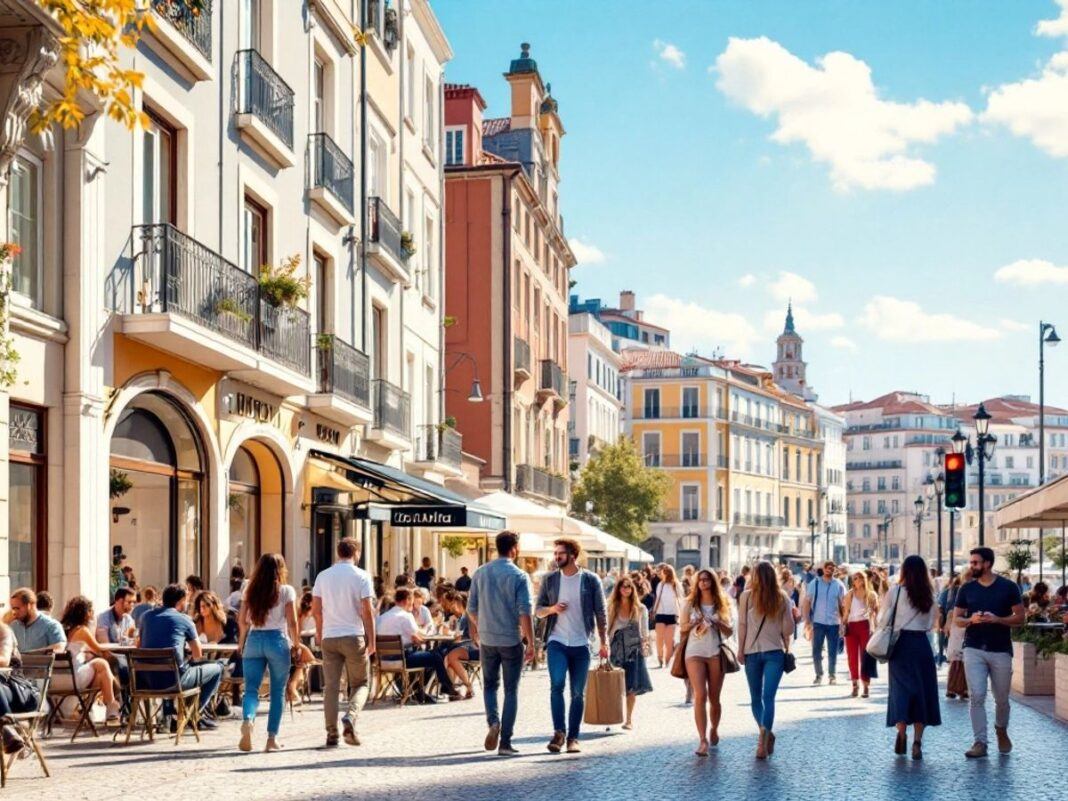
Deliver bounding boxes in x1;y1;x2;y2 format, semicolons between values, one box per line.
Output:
844;571;879;697
737;561;794;759
679;569;734;755
652;564;682;668
607;576;652;730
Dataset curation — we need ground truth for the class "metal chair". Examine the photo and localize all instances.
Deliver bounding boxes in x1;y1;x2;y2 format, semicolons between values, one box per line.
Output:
44;650;99;741
371;635;424;706
123;648;200;746
0;653;54;788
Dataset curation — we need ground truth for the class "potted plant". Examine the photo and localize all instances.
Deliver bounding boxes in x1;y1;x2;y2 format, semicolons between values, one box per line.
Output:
110;469;133;499
1055;638;1068;723
215;296;252;322
316;333;335;350
1011;626;1059;696
258;254;311;308
400;231;416;260
440;535;469;559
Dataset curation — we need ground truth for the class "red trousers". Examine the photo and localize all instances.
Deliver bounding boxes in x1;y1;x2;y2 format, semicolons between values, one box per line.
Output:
845;620;871;681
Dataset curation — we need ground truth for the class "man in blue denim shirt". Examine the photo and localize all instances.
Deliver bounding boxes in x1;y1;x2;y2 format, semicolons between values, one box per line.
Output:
802;561;847;685
467;531;534;756
535;538;608;755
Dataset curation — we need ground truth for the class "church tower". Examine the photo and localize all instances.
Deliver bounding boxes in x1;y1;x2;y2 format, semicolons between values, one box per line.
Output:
773;303;816;400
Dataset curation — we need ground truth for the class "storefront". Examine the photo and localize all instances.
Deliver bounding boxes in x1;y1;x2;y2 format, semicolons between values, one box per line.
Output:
7;404;47;591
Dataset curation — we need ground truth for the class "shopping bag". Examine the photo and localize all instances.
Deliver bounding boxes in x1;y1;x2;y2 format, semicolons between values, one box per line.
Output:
583;660;625;725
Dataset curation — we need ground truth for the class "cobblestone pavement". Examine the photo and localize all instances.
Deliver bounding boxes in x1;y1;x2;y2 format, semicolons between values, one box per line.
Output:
8;651;1067;801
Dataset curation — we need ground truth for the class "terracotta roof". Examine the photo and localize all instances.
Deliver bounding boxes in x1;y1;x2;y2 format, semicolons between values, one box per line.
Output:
482;117;511;137
943;396;1068;424
444;83;488;111
831;391;950;417
620;349;715;372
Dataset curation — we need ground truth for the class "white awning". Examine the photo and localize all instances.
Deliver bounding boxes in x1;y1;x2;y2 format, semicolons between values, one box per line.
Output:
569;518;655;563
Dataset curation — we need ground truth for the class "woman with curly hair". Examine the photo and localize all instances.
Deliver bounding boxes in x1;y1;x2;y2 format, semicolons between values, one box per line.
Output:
679;569;734;755
57;596;122;721
607;575;653;731
193;591;234;644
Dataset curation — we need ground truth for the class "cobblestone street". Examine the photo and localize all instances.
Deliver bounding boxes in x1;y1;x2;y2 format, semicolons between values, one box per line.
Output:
8;651;1067;801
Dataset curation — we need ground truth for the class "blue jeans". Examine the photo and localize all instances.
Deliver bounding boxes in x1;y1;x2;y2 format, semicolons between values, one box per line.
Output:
481;643;524;746
241;630;291;736
811;622;840;677
546;641;591;740
405;648;454;694
179;660;223;714
744;650;785;731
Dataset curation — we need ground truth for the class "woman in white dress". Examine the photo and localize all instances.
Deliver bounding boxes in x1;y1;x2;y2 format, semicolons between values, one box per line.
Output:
57;596;122;720
652;565;682;668
679;569;735;756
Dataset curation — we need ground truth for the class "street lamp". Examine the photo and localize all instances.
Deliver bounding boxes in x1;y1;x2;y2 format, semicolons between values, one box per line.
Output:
808;517;817;565
824;521;831;563
1039;321;1059;487
878;513;892;565
956;406;998;548
914;494;925;555
925;465;945;575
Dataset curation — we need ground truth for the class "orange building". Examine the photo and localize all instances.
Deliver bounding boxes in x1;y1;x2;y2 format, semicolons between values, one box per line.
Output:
444;45;575;507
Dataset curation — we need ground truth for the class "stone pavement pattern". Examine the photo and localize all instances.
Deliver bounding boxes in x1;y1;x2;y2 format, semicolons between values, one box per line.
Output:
8;652;1067;801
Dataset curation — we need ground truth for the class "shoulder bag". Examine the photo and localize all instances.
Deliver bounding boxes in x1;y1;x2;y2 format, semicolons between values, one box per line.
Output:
716;623;740;674
866;586;920;662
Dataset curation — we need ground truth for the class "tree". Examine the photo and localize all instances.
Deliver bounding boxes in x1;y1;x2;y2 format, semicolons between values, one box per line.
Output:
1004;539;1033;588
570;437;671;544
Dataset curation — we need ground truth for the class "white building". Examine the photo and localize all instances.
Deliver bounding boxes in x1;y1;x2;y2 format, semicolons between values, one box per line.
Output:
567;311;622;465
813;404;847;562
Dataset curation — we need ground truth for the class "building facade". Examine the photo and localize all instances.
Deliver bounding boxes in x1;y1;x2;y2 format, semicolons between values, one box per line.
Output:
567;311;622;466
443;45;574;508
570;291;670;351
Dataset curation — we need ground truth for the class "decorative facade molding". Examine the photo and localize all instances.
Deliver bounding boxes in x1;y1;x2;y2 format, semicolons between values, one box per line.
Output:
0;23;59;181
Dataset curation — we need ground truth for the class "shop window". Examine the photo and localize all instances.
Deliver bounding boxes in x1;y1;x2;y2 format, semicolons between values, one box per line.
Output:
8;404;45;590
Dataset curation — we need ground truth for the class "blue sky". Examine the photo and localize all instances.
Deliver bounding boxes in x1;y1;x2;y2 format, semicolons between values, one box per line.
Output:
434;0;1068;409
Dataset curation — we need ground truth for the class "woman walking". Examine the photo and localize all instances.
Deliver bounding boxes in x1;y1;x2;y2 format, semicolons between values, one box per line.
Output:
882;554;940;760
652;565;682;668
944;573;970;700
679;569;734;755
607;576;653;730
737;561;794;759
844;571;879;698
238;553;300;752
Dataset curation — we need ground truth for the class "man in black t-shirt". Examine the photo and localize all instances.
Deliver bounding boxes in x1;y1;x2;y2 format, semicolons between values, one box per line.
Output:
454;566;472;593
414;557;436;590
954;547;1025;759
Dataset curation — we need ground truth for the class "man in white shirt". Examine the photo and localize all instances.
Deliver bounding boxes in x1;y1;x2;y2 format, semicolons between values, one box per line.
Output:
312;537;376;748
378;588;460;703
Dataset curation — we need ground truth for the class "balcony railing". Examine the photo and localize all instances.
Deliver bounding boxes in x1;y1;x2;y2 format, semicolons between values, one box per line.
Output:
125;224;312;376
417;425;462;469
717;455;730;468
640;406;716;420
316;335;370;408
515;464;568;503
514;337;531;376
368;197;405;264
309;133;354;212
153;0;212;59
652;508;704;522
733;513;786;528
372;379;410;437
236;49;294;149
539;359;565;396
846;460;904;470
648;453;707;468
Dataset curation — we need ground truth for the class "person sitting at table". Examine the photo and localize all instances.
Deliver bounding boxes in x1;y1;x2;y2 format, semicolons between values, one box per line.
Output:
140;584;223;730
185;574;205;601
8;588;65;653
455;566;472;593
413;588;435;633
34;590;54;618
376;588;461;703
132;586;158;628
226;565;247;612
442;592;478;700
56;596;122;721
194;591;235;644
97;587;137;644
298;591;316;641
0;620;39;755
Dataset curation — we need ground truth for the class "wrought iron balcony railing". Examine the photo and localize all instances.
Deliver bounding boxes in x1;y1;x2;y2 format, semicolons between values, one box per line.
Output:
373;378;410;437
514;336;531;375
316;334;370;408
309;133;354;212
417;425;462;469
539;359;565;397
368;196;405;265
515;463;568;502
236;49;294;149
153;0;212;59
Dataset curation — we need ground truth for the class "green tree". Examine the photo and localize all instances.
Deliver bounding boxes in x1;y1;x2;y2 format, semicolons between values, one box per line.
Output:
570;437;671;544
1004;539;1033;588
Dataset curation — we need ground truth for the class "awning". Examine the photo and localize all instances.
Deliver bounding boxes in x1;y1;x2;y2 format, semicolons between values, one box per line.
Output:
473;491;596;556
307;450;505;531
570;518;655;563
994;473;1068;529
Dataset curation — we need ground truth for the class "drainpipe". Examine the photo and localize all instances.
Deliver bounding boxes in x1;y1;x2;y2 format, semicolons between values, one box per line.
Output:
217;5;224;256
502;171;516;491
359;0;368;354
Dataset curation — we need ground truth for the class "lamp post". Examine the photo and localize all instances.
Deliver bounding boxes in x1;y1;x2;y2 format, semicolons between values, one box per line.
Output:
960;406;997;547
914;495;925;555
824;521;831;563
809;517;817;565
1039;321;1059;487
925;466;945;575
879;513;892;565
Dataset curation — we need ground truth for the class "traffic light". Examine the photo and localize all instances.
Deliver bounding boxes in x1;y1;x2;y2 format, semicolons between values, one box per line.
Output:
944;452;966;508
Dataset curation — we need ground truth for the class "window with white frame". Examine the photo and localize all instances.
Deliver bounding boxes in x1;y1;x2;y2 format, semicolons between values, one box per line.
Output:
8;153;41;306
423;74;435;149
406;45;416;121
682;485;699;520
424;213;435;299
445;126;465;166
642;432;660;467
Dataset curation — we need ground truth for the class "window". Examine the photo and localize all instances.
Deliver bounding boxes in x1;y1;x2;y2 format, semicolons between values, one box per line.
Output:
445;127;464;165
142;112;176;225
783;497;790;527
240;0;261;51
643;388;660;419
8;154;41;305
371;305;386;379
682;432;700;467
424;213;435;298
682;486;699;520
8;404;45;590
682;387;699;418
424;75;435;149
642;432;660;467
313;58;325;132
314;252;329;333
242;195;268;273
368;132;386;199
406;46;416;120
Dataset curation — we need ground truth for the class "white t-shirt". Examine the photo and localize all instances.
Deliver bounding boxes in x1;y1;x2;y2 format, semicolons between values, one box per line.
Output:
377;606;419;647
549;571;588;647
414;604;433;631
656;582;679;616
247;584;296;635
312;560;376;639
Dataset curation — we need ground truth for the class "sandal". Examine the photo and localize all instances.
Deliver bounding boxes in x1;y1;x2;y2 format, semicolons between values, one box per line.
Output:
695;740;709;757
464;687;475;700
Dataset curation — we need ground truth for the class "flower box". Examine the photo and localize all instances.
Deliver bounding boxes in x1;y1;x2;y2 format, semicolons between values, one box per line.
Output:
1012;640;1055;696
1056;653;1068;723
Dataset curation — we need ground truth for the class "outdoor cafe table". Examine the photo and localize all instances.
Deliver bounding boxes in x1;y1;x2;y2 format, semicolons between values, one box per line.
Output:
96;642;240;656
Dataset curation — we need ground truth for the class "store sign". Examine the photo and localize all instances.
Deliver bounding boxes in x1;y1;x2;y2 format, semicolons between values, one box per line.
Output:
390;505;466;527
220;381;283;429
316;423;341;446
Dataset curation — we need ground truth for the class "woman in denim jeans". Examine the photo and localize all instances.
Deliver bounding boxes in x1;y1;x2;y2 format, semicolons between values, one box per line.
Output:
737;561;795;760
238;553;299;752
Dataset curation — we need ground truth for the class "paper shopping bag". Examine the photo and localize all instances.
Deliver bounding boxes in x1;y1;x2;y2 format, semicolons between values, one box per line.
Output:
583;660;625;725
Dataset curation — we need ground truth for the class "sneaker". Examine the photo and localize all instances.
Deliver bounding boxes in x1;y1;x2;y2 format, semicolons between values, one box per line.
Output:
498;743;519;756
995;727;1012;754
238;720;253;752
812;675;823;686
547;730;566;753
828;675;837;686
325;733;339;748
198;717;218;731
484;723;501;751
342;718;359;746
965;741;988;759
566;738;581;753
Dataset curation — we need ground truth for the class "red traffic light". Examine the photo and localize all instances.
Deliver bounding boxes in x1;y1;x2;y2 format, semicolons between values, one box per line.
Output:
944;453;965;472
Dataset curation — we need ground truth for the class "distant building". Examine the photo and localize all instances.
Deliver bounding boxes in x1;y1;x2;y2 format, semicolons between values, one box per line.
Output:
772;303;816;401
567;313;623;466
570;291;670;351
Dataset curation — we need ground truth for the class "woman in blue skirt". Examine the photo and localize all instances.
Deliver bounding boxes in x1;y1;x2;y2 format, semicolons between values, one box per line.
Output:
880;554;940;760
607;575;653;730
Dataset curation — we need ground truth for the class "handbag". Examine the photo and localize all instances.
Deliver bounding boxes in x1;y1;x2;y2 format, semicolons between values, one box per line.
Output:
717;626;740;674
670;628;690;679
783;649;797;673
0;670;40;712
866;586;919;663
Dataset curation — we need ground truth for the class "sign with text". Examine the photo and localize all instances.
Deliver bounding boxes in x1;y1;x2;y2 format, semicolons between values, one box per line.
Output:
389;505;467;527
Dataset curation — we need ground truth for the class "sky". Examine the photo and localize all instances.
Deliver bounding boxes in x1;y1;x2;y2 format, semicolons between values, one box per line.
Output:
434;0;1068;409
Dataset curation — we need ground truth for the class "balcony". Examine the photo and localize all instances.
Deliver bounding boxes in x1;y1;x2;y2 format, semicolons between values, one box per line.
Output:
639;406;716;420
515;464;568;504
716;455;730;468
367;197;410;284
514;337;531;381
143;0;213;81
729;411;780;433
308;133;354;224
115;224;313;395
411;425;463;476
652;508;707;522
846;460;904;470
308;334;372;426
733;513;786;529
538;359;566;407
648;453;707;468
366;378;410;449
235;49;295;168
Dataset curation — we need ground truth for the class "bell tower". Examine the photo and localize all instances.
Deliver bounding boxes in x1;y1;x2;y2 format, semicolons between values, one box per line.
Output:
773;303;816;400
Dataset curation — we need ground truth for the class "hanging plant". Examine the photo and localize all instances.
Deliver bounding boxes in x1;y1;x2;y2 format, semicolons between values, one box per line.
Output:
215;297;252;322
228;492;243;512
441;535;470;558
0;243;22;390
258;254;311;308
400;231;417;259
443;314;457;329
110;468;133;499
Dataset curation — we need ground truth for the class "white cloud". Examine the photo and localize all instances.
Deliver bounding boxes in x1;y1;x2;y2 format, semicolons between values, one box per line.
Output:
737;273;757;288
568;238;606;266
644;294;759;357
983;54;1068;158
1037;0;1068;37
767;270;818;304
830;336;858;351
857;296;1001;343
653;39;686;70
713;37;973;191
1000;318;1030;332
762;307;844;333
994;258;1068;285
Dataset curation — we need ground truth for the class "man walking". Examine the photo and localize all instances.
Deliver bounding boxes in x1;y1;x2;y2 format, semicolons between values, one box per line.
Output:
535;538;608;754
803;561;846;685
312;537;376;748
467;530;534;756
955;547;1024;758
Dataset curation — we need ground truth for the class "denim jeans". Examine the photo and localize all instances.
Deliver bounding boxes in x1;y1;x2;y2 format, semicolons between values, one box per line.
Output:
546;641;592;740
481;643;524;746
241;629;291;736
744;650;785;732
963;648;1012;745
405;648;454;695
811;622;840;677
180;660;224;714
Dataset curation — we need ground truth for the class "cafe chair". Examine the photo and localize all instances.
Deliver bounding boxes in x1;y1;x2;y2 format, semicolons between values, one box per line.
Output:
372;635;424;706
124;648;201;746
0;653;54;788
44;650;100;742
